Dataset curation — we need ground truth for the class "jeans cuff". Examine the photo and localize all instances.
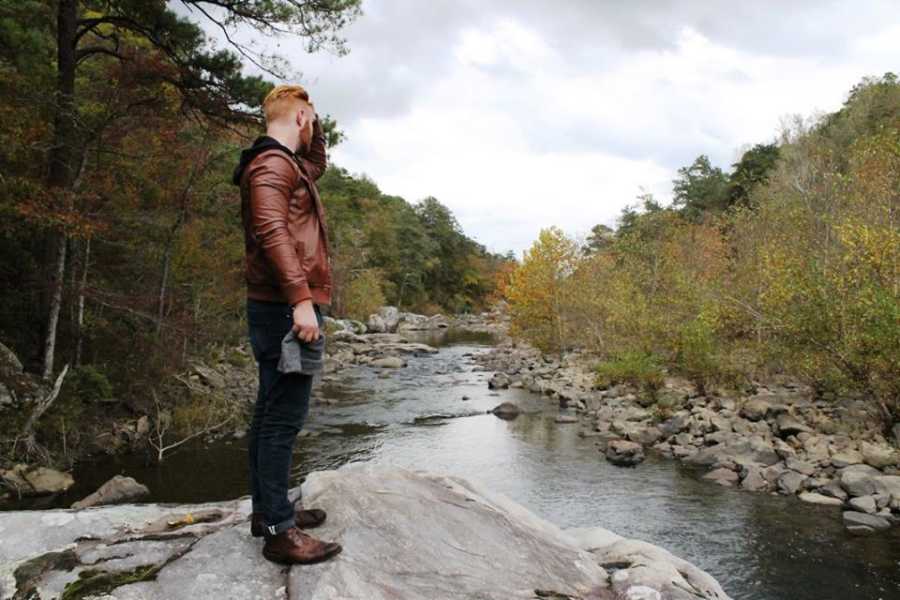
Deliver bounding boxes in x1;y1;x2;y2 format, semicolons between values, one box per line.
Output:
264;515;297;538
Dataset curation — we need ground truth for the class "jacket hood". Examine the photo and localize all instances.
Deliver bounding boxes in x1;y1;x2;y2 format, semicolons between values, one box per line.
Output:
231;135;296;185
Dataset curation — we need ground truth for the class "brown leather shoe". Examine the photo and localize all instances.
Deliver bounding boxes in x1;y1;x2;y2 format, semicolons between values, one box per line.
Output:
250;508;327;537
262;526;342;565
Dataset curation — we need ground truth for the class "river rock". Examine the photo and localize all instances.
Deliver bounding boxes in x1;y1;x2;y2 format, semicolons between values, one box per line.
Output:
606;440;645;467
659;412;691;435
371;356;406;369
630;425;663;446
831;448;864;468
0;464;75;496
71;475;150;509
704;468;739;487
0;466;733;600
740;465;769;492
684;437;779;468
488;372;510;389
859;441;899;469
842;510;892;533
565;527;730;600
740;398;771;421
798;492;843;506
776;471;807;495
848;495;877;514
784;457;817;476
840;464;883;497
555;414;578;424
775;413;812;438
818;480;848;501
366;306;402;333
490;402;521;419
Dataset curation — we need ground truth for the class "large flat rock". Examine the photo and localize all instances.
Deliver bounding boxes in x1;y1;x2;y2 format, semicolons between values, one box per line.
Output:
0;466;730;600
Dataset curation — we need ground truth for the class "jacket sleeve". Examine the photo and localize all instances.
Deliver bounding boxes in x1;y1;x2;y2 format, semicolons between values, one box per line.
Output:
247;153;312;305
299;115;327;181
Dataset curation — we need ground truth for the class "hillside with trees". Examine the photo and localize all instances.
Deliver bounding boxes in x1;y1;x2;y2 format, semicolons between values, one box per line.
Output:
505;74;899;431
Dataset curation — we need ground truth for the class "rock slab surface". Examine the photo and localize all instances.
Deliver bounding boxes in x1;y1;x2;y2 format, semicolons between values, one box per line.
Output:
0;466;730;600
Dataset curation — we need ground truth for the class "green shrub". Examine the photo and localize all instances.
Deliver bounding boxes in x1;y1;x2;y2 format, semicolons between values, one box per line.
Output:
595;351;665;399
342;269;386;322
64;365;113;403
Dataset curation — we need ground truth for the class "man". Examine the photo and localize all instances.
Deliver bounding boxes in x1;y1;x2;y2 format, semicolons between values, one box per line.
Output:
232;84;341;565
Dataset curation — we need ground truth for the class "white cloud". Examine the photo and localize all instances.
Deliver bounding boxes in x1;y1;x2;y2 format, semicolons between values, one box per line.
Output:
186;1;900;255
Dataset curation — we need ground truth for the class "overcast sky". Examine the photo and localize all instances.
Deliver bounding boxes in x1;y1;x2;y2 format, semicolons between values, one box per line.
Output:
187;1;900;256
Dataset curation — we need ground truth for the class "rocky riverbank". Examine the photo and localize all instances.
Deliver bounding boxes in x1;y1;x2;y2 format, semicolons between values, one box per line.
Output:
475;339;900;537
0;465;731;600
0;307;505;502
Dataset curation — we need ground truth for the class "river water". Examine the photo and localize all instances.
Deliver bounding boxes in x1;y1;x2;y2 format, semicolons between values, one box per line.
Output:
10;331;900;599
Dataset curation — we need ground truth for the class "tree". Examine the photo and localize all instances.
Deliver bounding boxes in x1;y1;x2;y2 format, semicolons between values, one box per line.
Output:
506;227;577;354
584;224;614;254
727;143;780;206
35;0;361;378
672;155;729;219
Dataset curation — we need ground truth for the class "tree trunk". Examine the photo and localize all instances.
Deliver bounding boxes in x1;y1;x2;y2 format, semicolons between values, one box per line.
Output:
74;237;90;366
42;236;68;379
157;245;171;336
41;0;79;379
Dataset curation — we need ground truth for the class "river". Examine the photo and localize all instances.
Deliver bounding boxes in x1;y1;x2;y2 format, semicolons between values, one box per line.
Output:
9;331;900;600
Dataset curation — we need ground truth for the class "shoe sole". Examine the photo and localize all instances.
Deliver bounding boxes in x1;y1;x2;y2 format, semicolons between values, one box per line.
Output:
262;543;342;565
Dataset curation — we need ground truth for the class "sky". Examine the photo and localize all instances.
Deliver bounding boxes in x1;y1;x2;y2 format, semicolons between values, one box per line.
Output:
184;0;900;256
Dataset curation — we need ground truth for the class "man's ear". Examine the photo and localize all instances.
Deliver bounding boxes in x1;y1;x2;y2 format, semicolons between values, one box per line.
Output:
295;107;306;129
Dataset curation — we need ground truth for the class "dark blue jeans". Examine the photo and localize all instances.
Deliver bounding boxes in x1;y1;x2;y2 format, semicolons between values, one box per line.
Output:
246;298;323;536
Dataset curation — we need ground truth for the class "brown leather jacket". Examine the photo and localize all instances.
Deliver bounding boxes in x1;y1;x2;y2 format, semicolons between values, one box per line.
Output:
234;118;332;306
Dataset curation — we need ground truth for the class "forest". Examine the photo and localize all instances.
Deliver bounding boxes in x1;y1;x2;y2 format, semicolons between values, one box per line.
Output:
505;73;899;431
0;1;507;465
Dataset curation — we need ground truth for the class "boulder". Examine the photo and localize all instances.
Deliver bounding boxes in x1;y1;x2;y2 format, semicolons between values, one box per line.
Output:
370;356;406;369
831;449;864;469
784;457;817;477
740;398;771;421
490;402;521;420
842;510;892;532
0;466;732;600
848;495;877;514
840;464;884;497
703;468;739;487
859;441;899;469
659;412;691;436
566;528;731;600
684;437;779;468
71;475;150;509
798;492;843;506
740;465;769;492
606;440;646;467
775;414;812;438
776;471;807;495
875;475;900;501
0;464;75;496
366;306;401;333
626;425;663;446
488;372;510;389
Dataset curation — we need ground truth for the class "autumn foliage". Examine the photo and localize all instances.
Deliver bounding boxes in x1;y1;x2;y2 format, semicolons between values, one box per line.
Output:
505;74;900;424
